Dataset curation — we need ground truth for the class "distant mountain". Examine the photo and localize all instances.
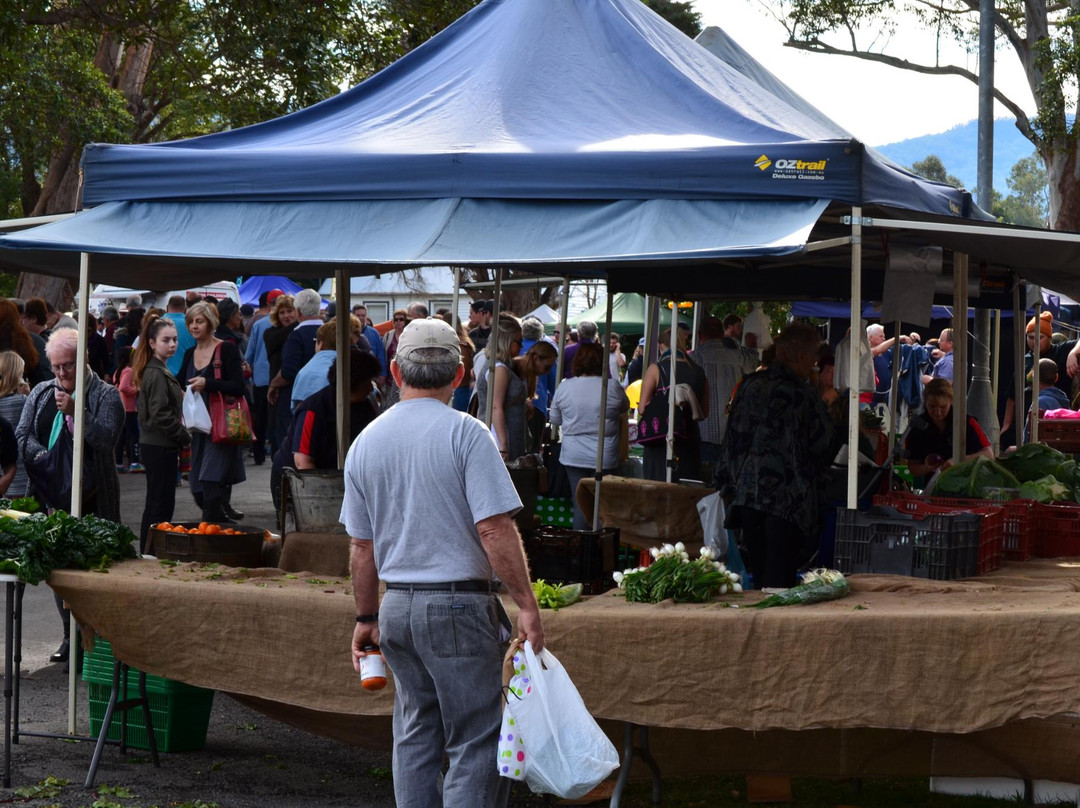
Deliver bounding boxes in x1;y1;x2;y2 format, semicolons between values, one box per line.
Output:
874;119;1036;195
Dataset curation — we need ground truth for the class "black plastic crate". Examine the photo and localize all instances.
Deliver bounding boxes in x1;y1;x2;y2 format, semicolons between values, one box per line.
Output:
834;507;981;581
524;526;620;595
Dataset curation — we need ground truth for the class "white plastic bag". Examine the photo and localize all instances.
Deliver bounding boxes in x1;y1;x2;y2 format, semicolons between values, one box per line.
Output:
697;490;727;556
834;323;875;393
182;387;212;434
504;641;619;799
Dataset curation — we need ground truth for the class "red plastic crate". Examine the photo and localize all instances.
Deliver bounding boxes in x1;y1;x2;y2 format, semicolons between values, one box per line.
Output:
1034;501;1080;558
874;494;1004;575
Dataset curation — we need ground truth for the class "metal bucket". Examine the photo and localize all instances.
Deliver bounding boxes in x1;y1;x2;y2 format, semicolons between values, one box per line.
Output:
284;469;346;534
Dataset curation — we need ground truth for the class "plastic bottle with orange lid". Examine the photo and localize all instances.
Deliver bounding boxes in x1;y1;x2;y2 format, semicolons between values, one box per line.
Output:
360;645;387;691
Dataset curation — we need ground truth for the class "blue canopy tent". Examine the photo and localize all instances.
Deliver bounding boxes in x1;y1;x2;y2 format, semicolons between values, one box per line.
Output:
237;275;305;306
2;0;1080;507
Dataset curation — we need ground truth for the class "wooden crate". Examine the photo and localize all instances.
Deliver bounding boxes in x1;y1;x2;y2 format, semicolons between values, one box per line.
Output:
1038;419;1080;453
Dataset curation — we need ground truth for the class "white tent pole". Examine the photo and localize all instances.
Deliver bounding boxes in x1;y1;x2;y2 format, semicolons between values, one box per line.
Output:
691;301;701;352
484;270;503;428
335;268;349;469
592;290;615;528
69;251;91;733
1014;280;1025;447
452;267;462;330
952;254;969;464
666;298;678;484
847;208;862;509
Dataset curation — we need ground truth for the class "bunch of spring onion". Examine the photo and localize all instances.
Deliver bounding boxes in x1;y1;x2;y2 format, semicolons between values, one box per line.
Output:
613;543;741;604
750;568;850;608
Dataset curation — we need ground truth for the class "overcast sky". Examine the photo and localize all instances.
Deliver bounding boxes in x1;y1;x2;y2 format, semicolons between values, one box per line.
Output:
693;0;1036;146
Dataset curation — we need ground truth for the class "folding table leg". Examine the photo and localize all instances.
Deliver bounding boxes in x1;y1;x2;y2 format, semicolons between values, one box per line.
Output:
85;660;122;788
609;722;662;807
85;660;161;788
12;582;22;744
3;581;13;789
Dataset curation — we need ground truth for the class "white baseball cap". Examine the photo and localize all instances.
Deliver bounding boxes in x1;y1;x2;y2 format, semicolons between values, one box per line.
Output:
396;318;461;364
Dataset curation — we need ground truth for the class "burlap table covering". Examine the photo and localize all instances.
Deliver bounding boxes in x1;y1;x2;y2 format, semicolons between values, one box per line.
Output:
576;475;713;551
48;558;1080;746
278;532;350;577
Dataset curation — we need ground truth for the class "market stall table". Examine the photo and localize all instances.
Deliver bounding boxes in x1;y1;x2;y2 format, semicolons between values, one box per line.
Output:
47;559;1080;782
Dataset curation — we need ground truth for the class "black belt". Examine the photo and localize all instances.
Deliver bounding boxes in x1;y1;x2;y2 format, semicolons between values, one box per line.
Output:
385;580;500;593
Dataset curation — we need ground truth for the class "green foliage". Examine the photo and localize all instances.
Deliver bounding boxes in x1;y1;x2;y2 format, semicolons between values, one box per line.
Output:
707;300;791;339
642;0;702;37
993;153;1049;227
13;775;69;799
910;155;964;189
0;511;137;584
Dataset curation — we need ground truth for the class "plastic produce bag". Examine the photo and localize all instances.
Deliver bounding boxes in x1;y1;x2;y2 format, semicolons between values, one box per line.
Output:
697;490;727;556
182;387;212;434
503;641;619;799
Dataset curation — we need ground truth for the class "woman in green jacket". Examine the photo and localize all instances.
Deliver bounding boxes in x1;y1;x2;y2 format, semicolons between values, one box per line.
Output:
132;314;191;553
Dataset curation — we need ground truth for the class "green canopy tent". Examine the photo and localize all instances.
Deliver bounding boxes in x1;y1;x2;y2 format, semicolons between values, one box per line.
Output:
545;293;692;336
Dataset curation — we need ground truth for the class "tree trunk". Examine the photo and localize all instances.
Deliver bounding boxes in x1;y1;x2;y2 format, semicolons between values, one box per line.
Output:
1047;141;1080;232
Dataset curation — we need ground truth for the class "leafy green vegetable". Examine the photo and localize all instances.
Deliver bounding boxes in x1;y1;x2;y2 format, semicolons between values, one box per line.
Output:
1019;475;1071;503
0;511;137;585
998;442;1068;482
531;579;583;609
10;497;39;514
926;457;1021;498
751;569;851;608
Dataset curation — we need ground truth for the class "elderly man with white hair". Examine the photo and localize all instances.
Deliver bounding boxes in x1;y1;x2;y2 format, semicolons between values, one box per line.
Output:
268;288;324;452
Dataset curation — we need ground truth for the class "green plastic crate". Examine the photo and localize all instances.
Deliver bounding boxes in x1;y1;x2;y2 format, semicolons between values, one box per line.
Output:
535;495;574;528
82;638;215;752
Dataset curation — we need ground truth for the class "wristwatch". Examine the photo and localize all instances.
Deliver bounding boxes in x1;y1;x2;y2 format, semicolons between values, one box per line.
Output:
356;613;379;624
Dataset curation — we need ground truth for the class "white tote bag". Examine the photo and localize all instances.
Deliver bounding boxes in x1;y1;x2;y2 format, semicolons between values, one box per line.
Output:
182;387;212;434
504;641;619;799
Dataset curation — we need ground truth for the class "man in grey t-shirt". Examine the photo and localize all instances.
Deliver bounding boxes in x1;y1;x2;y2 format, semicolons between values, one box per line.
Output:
343;317;544;808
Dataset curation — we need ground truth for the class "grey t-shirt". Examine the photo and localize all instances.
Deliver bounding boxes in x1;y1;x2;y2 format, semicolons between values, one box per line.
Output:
340;397;522;583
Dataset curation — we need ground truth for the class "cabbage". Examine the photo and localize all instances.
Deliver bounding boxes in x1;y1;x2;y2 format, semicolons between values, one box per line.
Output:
926;457;1022;498
998;443;1069;482
1019;475;1071;503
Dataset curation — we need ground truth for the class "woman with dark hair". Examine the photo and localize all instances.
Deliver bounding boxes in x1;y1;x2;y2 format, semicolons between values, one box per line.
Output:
549;342;629;529
262;294;297;454
637;326;708;482
717;323;842;588
271;347;382;516
0;299;50;386
112;307;144;379
180;301;247;523
904;377;993;481
132;314;190;552
0;352;29;497
381;308;408;405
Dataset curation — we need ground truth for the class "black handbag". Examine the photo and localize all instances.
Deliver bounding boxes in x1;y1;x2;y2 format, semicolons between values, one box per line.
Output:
542;441;573;499
24;410;96;513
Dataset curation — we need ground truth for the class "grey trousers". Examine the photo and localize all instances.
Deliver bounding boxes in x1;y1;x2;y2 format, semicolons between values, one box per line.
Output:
379;588;510;808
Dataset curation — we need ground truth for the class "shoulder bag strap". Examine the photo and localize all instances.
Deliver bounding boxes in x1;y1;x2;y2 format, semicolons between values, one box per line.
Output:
212;342;223;381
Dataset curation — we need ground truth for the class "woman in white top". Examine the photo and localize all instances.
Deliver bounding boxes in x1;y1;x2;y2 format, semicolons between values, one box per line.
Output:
548;342;629;530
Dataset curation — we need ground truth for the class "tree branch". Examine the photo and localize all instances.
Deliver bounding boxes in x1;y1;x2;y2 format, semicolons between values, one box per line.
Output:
785;38;1035;141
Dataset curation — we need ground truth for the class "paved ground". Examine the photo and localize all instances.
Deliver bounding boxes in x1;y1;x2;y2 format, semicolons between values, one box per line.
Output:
2;455;558;807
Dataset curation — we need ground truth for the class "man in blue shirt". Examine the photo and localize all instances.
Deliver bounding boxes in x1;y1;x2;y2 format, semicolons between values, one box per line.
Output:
353;304;387;383
162;295;195;377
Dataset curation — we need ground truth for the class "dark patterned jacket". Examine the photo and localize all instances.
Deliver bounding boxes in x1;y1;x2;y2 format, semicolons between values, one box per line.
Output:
716;362;838;537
